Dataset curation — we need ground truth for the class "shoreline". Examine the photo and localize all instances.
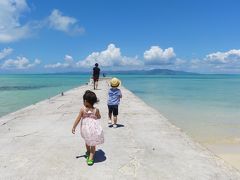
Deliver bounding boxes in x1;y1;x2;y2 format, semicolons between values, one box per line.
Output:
1;79;240;179
205;143;240;171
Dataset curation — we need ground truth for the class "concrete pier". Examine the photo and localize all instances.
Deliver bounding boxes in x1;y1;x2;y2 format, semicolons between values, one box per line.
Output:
0;79;240;180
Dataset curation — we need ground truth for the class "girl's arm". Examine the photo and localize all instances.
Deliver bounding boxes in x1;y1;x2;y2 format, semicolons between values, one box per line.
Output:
72;108;83;134
95;108;101;119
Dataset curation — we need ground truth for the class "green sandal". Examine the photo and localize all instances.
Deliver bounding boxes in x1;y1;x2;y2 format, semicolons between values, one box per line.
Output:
87;159;94;166
85;151;90;160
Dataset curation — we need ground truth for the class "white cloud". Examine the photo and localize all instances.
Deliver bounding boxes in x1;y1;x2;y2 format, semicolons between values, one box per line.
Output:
42;46;240;73
0;0;31;43
119;56;141;66
187;59;203;70
1;57;40;69
175;58;186;66
0;2;85;42
44;55;74;68
64;54;74;64
144;46;176;65
45;44;142;70
177;49;240;73
76;44;143;67
205;49;240;64
44;62;70;69
45;45;142;69
48;9;84;35
0;48;13;59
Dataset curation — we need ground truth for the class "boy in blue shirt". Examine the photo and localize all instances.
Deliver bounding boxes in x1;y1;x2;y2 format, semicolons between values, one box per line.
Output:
108;78;122;128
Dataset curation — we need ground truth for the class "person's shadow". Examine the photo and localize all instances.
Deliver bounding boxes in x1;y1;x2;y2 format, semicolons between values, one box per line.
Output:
94;149;106;163
76;149;106;163
108;124;125;128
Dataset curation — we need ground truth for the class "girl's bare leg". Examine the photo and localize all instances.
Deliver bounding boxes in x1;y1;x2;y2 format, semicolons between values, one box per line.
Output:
86;144;90;155
89;146;96;160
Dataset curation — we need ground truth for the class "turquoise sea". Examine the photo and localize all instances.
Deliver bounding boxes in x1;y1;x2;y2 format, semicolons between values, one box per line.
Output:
0;74;89;117
1;74;240;146
119;74;240;145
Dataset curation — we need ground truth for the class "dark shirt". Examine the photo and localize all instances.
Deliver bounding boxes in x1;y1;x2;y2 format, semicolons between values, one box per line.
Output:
93;67;100;78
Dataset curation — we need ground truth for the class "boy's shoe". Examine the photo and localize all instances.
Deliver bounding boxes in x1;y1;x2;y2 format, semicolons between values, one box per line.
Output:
113;124;117;128
87;159;94;166
108;120;112;124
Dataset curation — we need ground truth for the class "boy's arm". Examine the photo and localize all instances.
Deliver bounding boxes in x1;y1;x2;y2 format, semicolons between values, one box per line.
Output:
72;108;83;134
92;68;95;77
95;108;101;119
119;89;122;98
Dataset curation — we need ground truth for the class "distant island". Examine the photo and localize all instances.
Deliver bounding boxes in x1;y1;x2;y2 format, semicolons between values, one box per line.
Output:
106;69;197;75
50;69;197;75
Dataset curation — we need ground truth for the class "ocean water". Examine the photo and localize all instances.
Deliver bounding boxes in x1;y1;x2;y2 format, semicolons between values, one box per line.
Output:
117;74;240;145
1;74;240;146
0;74;89;117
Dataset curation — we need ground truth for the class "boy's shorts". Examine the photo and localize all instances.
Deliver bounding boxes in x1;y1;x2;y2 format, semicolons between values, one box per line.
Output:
93;77;99;82
108;105;118;116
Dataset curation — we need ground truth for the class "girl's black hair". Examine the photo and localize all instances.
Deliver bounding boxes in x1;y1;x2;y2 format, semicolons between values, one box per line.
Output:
83;90;98;106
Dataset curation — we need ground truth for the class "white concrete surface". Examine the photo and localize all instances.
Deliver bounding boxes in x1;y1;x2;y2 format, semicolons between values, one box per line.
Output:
0;79;240;180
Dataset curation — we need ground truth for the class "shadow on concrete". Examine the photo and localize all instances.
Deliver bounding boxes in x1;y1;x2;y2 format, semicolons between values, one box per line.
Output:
116;124;124;128
76;154;86;159
75;149;106;163
108;124;125;128
94;149;106;163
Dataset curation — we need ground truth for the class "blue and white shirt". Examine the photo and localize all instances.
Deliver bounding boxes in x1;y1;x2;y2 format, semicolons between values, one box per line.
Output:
107;88;122;105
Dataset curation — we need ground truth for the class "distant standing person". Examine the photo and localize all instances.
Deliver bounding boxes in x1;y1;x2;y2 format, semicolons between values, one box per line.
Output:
108;78;122;128
92;63;100;90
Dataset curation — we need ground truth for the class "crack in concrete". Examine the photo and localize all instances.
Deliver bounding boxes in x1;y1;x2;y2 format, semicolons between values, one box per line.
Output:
15;131;38;138
1;122;7;126
1;116;23;126
57;104;65;109
118;156;140;177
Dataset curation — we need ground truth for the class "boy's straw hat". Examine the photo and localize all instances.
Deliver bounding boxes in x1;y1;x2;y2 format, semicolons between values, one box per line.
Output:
110;78;121;87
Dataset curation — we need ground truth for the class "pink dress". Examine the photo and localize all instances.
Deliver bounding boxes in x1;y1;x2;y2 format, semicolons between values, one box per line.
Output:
80;107;104;146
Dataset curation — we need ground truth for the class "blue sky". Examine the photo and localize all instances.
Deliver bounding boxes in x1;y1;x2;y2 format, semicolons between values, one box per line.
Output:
1;0;240;73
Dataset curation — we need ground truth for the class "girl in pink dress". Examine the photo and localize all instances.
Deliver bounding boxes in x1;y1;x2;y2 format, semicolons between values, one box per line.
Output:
72;90;104;166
